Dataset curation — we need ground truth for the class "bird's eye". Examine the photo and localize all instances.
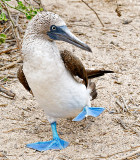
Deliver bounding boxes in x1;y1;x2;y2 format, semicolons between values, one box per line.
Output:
51;25;56;31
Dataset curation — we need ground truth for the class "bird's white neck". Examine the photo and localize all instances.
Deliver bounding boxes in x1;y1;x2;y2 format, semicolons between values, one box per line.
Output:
22;34;60;63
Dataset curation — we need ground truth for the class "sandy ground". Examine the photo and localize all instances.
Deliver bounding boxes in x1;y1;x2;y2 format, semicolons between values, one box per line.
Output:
0;0;140;159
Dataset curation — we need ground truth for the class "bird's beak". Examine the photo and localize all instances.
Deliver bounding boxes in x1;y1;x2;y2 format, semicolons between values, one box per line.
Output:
47;25;92;52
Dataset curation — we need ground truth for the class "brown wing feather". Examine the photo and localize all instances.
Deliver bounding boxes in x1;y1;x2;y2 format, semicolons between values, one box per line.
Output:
17;65;32;94
60;50;88;87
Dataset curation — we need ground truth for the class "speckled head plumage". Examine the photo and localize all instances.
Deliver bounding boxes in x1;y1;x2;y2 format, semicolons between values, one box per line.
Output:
25;11;66;35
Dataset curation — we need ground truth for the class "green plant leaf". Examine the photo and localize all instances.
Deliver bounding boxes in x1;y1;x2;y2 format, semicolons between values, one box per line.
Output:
17;1;23;5
0;34;6;38
25;13;32;20
39;8;43;11
0;12;7;21
33;10;37;15
0;33;6;45
2;0;43;22
0;4;2;10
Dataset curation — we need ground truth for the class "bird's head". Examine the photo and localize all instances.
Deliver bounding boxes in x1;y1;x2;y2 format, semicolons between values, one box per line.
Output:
26;11;92;52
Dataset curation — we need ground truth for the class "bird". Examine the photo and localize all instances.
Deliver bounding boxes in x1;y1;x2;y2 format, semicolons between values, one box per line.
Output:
18;11;113;151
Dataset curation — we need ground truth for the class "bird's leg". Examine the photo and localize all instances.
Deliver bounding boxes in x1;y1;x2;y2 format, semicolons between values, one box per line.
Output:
26;122;69;151
72;106;105;121
51;121;59;139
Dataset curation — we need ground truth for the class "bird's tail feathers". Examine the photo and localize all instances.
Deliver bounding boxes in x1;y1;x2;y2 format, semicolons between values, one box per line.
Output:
86;69;114;79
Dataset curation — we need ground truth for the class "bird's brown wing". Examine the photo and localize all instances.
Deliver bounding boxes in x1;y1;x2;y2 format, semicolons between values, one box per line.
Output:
17;65;32;94
60;50;88;87
60;50;114;87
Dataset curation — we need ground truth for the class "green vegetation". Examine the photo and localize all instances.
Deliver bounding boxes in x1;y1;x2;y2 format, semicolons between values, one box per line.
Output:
0;0;43;44
0;33;6;44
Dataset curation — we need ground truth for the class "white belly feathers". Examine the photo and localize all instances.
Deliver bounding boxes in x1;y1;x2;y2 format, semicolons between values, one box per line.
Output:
22;39;91;123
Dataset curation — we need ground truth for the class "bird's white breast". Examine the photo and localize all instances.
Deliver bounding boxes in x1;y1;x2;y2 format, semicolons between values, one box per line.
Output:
22;37;91;123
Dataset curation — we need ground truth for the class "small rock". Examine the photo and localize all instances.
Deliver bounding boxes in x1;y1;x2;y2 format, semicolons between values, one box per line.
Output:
75;139;79;143
122;20;132;24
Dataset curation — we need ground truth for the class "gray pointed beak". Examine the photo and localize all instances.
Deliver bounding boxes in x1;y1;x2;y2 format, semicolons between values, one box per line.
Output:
47;25;92;52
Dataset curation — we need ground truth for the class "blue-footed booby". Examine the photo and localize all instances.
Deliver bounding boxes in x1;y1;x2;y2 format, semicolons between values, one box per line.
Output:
18;11;113;151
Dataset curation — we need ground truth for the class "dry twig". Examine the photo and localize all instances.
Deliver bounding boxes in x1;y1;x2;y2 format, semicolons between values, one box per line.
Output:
97;145;140;159
3;127;26;133
116;96;134;116
0;47;18;55
0;57;22;71
0;104;8;107
0;85;15;98
117;149;140;160
1;1;22;49
33;0;46;10
3;24;12;33
0;151;8;159
114;118;128;130
116;100;126;112
114;118;139;135
121;96;129;112
81;0;104;27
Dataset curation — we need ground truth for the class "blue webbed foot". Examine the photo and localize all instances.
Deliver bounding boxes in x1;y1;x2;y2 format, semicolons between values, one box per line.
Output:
73;106;105;121
26;122;69;151
26;138;69;151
